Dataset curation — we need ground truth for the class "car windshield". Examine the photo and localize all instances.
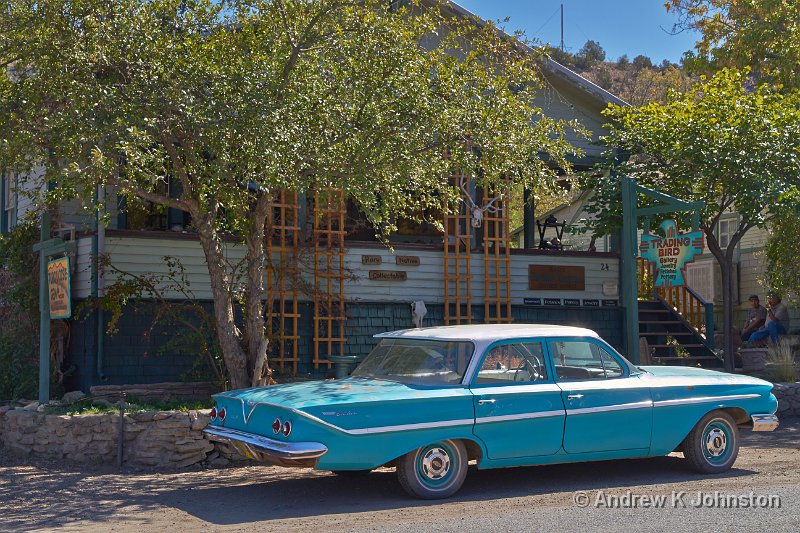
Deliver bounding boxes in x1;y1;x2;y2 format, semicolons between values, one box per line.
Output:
352;338;474;385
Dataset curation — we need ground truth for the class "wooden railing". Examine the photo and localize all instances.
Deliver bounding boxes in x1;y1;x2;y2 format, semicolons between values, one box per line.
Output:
636;257;714;346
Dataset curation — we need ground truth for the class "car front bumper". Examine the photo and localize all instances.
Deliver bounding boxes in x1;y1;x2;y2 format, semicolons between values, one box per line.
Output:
204;426;328;467
751;414;779;432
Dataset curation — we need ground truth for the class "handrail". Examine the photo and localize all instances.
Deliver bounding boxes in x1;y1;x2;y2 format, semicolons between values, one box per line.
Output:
636;257;714;349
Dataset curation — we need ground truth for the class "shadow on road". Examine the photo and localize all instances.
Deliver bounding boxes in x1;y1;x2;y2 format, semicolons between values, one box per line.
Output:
159;455;756;525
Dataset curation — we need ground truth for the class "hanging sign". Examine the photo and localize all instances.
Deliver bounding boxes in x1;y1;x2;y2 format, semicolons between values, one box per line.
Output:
639;220;704;287
47;256;71;319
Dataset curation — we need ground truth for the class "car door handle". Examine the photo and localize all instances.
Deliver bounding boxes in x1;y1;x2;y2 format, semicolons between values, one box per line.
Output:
567;394;584;401
477;399;496;405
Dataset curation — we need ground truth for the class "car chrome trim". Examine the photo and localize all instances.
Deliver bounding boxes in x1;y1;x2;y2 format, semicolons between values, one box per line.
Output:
476;410;565;424
470;383;562;394
652;393;761;407
566;400;653;415
751;414;779;432
346;419;475;435
203;426;327;460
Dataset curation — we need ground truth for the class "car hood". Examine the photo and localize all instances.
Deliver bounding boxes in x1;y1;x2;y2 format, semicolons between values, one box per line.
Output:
639;365;773;387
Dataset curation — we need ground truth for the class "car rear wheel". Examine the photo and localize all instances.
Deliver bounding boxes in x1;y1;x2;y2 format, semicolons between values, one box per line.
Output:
682;410;740;474
396;439;468;499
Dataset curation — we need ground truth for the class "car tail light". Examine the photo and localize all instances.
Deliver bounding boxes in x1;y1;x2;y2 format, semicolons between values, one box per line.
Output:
218;407;226;422
282;421;292;437
210;407;217;420
272;418;282;434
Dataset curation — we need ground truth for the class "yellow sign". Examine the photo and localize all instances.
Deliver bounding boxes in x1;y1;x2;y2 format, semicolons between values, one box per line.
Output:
47;257;71;319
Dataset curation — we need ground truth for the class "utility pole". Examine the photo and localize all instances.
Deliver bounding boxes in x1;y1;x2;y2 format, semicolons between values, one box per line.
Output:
560;4;565;52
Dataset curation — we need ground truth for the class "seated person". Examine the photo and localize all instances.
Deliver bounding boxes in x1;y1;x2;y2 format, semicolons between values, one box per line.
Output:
748;291;790;344
740;294;767;342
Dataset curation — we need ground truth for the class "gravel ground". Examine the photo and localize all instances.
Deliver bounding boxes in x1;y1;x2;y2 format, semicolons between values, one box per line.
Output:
1;418;798;533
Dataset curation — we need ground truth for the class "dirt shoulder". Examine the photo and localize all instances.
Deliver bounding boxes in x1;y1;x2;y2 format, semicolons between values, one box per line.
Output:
1;419;798;532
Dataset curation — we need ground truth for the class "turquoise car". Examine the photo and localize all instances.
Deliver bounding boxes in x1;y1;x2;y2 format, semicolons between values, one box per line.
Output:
204;324;779;499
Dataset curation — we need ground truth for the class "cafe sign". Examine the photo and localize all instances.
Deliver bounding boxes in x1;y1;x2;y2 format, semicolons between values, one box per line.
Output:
47;256;71;319
639;220;704;287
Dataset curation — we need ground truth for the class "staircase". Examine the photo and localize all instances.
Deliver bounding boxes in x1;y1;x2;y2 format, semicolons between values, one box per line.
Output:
637;259;721;368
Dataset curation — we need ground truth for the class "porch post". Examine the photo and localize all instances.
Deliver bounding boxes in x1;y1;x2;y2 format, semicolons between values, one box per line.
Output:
620;175;640;363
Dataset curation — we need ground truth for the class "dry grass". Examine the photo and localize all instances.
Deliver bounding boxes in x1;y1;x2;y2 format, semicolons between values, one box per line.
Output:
767;339;798;383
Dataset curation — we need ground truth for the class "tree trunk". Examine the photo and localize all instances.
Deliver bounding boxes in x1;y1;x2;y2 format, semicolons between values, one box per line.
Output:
245;197;271;387
195;215;250;389
719;256;735;372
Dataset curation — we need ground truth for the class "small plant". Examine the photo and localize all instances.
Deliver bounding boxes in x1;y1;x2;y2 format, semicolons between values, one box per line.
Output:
740;340;768;350
767;339;797;383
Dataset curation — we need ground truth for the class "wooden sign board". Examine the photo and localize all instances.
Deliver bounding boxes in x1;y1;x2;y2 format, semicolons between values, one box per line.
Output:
528;265;585;291
395;255;420;266
369;270;407;282
47;256;71;319
362;255;382;265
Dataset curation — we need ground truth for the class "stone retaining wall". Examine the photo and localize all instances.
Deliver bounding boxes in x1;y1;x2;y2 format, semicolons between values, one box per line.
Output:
0;407;229;468
774;383;800;419
1;383;798;469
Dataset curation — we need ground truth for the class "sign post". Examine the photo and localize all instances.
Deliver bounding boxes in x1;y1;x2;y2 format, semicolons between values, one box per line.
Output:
619;175;705;363
32;210;75;404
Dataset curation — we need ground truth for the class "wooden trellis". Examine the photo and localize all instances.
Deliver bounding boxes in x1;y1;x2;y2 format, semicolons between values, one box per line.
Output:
313;188;347;368
443;171;473;325
482;184;512;323
265;190;301;374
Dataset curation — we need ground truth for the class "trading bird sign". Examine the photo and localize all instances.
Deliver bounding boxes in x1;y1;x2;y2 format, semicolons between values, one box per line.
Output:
640;220;704;287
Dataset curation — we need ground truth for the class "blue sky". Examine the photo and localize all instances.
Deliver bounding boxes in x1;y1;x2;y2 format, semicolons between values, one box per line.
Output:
455;1;700;64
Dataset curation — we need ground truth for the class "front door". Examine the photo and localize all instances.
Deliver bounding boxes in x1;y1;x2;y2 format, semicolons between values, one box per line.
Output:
470;340;565;459
550;338;653;454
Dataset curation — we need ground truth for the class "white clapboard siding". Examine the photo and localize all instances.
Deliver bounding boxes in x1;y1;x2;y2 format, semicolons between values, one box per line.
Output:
73;236;94;297
74;236;620;304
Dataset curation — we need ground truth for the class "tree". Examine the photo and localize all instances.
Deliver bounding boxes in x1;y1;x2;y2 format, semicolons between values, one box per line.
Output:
666;0;800;89
575;39;606;69
582;68;800;370
0;0;583;390
632;54;653;70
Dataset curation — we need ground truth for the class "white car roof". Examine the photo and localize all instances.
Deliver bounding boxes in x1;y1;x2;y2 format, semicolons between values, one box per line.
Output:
374;323;600;342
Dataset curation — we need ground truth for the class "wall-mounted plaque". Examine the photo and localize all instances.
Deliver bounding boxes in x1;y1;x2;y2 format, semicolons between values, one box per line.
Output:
362;255;382;265
395;255;420;266
369;270;407;282
602;299;618;307
582;299;600;307
543;298;562;306
523;298;542;306
528;265;585;291
564;298;581;306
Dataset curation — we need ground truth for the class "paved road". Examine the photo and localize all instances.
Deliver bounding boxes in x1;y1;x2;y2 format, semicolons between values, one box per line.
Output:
1;419;798;532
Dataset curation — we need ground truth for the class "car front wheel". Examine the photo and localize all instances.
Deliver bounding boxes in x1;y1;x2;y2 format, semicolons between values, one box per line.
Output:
682;410;740;474
396;440;468;499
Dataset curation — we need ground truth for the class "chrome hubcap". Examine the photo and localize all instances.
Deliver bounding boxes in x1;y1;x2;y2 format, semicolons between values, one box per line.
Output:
421;447;451;480
705;427;727;457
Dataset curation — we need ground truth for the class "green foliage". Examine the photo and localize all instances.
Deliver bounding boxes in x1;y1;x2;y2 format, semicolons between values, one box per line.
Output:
43;396;214;415
0;223;40;400
765;213;800;302
575;40;606;69
0;0;586;388
666;0;800;90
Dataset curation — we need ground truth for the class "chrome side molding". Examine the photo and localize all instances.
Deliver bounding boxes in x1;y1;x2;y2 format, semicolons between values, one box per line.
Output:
751;414;779;432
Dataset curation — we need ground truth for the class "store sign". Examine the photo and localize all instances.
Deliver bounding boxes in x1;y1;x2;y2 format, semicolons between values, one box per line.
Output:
640;220;704;287
369;270;407;282
528;265;585;291
362;255;382;265
47;257;71;319
395;256;420;266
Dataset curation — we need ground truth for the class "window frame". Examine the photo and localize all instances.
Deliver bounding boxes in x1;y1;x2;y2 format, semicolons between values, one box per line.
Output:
547;336;630;382
469;338;554;388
